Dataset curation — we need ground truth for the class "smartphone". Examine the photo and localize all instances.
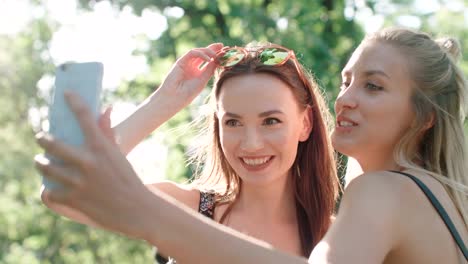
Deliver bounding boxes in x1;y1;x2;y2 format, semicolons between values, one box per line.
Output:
43;62;104;189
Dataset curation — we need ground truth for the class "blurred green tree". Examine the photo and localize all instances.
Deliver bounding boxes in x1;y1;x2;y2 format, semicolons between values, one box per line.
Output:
2;0;467;262
104;0;364;181
0;14;152;264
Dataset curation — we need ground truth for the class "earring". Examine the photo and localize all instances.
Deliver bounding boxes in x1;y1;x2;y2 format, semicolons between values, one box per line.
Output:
296;164;302;179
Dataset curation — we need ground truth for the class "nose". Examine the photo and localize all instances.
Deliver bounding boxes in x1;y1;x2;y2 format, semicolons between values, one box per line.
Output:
240;127;264;152
335;85;358;113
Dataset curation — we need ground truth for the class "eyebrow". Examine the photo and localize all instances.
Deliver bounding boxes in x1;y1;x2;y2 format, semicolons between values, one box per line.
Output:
364;70;390;79
342;69;390;79
223;110;285;118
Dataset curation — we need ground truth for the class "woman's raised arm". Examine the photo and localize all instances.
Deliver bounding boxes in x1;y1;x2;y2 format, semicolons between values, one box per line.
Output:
111;43;223;154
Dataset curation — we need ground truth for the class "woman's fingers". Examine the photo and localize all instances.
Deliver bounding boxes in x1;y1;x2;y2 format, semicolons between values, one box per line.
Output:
189;49;214;62
158;43;224;79
190;43;223;60
199;58;218;80
64;91;107;150
198;43;223;72
98;106;117;144
36;132;92;169
206;42;224;54
34;154;81;188
44;188;76;207
65;93;119;158
98;106;112;130
184;50;216;72
180;44;223;69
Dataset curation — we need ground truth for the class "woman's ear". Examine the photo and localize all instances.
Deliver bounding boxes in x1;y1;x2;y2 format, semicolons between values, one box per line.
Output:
299;106;313;142
423;111;436;131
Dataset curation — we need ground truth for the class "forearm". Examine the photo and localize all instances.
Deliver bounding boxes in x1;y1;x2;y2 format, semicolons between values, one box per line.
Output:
112;45;221;155
113;88;181;155
42;184;156;229
140;189;308;264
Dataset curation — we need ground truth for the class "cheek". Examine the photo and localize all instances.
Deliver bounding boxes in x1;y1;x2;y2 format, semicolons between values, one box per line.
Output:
219;128;230;146
264;126;296;145
219;128;240;158
267;128;301;157
370;100;414;140
395;105;415;135
267;131;290;145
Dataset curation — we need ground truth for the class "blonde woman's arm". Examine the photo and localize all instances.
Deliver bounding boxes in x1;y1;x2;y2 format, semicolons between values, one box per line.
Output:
142;187;308;264
40;92;406;264
35;92;307;264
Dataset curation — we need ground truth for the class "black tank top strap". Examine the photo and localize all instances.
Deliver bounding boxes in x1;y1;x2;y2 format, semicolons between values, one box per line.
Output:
198;190;216;219
389;170;468;260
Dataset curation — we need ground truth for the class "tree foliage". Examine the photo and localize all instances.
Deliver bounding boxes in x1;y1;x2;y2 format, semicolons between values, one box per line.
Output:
0;14;152;264
1;0;467;262
110;0;363;181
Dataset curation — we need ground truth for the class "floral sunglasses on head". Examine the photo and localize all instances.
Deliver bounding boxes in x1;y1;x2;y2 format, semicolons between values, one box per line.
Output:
215;44;310;101
215;44;299;68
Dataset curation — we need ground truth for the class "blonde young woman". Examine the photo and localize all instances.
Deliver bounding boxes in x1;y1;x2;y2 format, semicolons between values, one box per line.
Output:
36;27;468;263
39;43;340;261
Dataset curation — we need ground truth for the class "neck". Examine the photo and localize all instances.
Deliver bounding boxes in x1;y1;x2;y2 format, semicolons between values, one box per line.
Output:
235;174;296;223
355;152;402;173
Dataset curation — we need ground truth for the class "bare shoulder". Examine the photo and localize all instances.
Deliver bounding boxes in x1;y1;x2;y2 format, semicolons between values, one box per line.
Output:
344;171;409;202
311;171;413;263
146;181;200;211
340;171;417;221
340;170;445;225
346;170;455;206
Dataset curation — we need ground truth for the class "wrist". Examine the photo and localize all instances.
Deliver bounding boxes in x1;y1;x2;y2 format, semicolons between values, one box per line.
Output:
149;87;184;116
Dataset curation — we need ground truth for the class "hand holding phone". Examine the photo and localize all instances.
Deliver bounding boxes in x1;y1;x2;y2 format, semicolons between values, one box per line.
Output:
43;62;103;189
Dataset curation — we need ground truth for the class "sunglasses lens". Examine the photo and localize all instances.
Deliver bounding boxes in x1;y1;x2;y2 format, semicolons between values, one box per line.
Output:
259;48;289;65
218;48;246;67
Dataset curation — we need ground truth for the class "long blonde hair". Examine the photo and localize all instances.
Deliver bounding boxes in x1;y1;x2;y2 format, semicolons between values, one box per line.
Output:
367;27;468;225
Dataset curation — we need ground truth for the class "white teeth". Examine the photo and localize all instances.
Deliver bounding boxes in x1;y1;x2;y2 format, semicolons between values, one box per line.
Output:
339;121;355;127
242;157;271;166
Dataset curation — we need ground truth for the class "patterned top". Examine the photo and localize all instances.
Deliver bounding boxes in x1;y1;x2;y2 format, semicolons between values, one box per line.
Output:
154;191;216;264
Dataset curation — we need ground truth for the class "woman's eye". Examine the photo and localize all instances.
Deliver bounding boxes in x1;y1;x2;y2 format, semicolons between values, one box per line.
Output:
225;119;240;127
340;82;350;90
263;118;281;126
365;82;383;91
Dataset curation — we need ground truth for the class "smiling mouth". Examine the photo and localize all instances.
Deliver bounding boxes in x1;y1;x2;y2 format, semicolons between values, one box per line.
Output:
337;120;357;127
240;156;274;170
242;156;271;165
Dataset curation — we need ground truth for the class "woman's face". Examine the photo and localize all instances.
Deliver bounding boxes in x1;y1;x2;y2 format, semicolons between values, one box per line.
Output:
332;41;416;171
217;73;311;186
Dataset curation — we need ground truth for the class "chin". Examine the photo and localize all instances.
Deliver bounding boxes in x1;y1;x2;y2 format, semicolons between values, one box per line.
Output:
238;172;288;187
331;136;356;157
331;135;345;152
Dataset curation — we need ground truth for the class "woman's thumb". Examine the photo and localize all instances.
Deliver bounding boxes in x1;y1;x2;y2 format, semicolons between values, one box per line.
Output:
98;106;116;144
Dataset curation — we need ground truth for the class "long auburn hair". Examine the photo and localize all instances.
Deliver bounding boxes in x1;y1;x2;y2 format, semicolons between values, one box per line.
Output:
190;43;340;256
